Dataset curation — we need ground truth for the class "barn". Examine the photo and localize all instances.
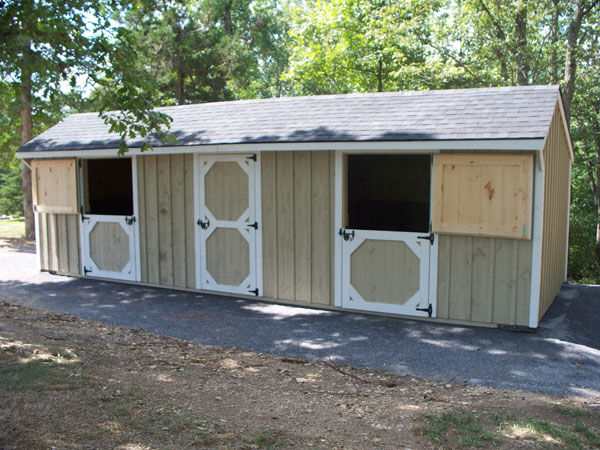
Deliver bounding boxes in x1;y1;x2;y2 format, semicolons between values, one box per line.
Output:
16;85;572;329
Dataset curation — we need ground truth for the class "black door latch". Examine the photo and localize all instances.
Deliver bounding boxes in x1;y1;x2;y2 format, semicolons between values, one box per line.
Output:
416;304;433;317
125;216;136;225
417;233;435;245
197;219;210;229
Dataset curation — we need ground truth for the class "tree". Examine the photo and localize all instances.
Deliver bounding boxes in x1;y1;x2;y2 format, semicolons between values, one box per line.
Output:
284;0;441;95
0;0;172;239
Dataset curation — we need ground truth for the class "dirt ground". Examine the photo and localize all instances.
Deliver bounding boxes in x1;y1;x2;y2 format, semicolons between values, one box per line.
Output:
1;302;599;449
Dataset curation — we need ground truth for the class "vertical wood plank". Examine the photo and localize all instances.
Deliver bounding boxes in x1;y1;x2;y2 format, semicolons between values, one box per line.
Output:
470;237;492;322
276;152;295;299
67;214;80;274
516;240;532;326
311;151;330;305
170;154;186;287
436;235;451;319
39;214;49;270
137;156;148;282
448;236;472;320
144;155;160;284
184;154;196;289
157;155;173;285
261;152;278;298
294;152;311;302
57;214;69;273
328;151;336;305
48;214;59;271
492;238;515;324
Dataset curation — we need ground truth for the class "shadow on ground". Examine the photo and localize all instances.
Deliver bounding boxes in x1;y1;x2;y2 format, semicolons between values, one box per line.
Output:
1;276;598;398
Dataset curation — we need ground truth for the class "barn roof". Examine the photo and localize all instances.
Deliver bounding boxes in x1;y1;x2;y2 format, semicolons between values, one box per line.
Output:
18;85;561;153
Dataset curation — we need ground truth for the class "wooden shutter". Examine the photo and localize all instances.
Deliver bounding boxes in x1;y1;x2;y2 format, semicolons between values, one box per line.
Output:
31;159;78;214
432;154;533;239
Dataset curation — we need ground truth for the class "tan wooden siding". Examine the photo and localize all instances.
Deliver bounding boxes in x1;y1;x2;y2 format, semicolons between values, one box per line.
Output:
137;154;196;288
262;151;334;305
38;213;80;274
32;159;78;214
432;154;533;239
538;105;571;320
437;235;532;326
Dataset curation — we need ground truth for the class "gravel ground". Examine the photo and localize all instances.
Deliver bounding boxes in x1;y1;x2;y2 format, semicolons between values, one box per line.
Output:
1;239;599;399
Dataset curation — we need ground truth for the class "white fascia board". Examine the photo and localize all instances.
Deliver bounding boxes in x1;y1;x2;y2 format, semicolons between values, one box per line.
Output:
16;139;545;159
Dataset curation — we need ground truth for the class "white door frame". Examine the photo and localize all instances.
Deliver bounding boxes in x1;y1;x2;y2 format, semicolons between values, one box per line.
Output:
78;157;140;281
333;150;438;316
193;153;263;296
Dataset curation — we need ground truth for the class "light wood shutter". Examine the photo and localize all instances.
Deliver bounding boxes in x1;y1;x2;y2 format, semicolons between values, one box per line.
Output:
432;154;533;239
31;159;78;214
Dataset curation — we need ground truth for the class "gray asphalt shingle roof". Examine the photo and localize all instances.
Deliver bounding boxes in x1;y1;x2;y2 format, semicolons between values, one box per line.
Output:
18;85;561;153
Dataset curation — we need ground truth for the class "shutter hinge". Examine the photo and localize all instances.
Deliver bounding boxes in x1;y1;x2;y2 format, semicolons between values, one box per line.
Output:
246;154;257;161
83;266;93;276
247;221;258;229
125;216;136;225
249;288;259;296
417;233;435;245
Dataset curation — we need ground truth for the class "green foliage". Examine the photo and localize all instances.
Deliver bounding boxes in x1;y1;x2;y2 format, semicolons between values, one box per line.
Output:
0;164;23;217
285;0;443;94
416;411;499;448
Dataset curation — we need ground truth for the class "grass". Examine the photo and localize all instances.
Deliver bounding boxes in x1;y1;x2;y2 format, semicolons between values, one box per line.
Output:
0;218;25;239
417;410;600;449
416;410;499;448
0;359;81;396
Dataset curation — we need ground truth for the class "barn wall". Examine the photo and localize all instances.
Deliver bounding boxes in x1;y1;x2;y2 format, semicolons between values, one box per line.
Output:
538;105;571;320
261;151;335;305
137;154;196;288
38;213;80;275
436;235;532;326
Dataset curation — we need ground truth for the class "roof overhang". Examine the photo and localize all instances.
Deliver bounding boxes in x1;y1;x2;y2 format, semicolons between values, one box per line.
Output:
16;138;545;159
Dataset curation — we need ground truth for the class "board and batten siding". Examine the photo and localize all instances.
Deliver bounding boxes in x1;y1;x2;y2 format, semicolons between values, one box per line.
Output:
38;213;80;275
261;151;335;305
137;154;196;288
436;233;532;326
538;105;571;320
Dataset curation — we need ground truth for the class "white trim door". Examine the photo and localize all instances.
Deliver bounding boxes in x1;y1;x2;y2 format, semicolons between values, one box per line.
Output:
341;229;434;317
81;214;137;281
195;154;259;296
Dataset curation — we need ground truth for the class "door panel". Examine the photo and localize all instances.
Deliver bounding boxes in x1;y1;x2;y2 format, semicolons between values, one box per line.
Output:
81;214;137;281
197;155;258;295
341;230;434;317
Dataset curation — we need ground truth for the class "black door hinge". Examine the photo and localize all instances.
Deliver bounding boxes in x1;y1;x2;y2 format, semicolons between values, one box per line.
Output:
338;228;355;241
249;288;259;296
246;154;257;161
416;304;433;317
247;221;258;229
83;266;93;276
417;233;435;245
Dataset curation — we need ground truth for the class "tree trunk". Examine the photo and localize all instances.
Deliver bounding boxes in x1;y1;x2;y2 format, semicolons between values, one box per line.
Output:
563;0;586;123
515;4;529;85
176;60;184;105
223;0;233;36
20;40;34;241
377;57;383;92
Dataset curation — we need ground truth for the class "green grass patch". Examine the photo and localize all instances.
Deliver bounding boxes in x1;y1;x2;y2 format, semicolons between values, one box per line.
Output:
252;431;286;448
416;410;499;448
555;405;589;418
417;410;600;449
0;218;25;239
0;359;80;396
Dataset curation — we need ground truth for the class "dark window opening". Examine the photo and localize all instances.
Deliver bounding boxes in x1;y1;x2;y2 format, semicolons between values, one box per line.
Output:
347;154;431;232
84;158;133;216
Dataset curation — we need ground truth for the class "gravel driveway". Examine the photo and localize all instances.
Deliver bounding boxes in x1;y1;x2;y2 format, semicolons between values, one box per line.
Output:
1;240;599;399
